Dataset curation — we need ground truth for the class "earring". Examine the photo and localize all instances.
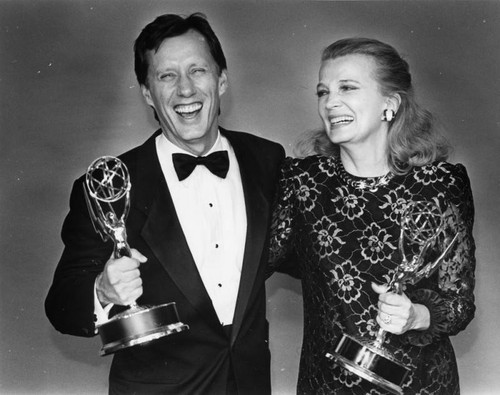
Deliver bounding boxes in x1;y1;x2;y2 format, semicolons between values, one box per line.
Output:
382;109;395;122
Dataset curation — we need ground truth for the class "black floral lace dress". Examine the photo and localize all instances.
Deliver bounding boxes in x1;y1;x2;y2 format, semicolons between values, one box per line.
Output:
269;155;476;395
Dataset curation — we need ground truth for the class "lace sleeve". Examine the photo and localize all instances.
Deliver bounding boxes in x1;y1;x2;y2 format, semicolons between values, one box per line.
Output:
405;164;476;346
268;157;301;279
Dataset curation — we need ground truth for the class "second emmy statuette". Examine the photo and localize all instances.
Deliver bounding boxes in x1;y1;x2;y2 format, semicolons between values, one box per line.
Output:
326;200;459;395
84;156;189;356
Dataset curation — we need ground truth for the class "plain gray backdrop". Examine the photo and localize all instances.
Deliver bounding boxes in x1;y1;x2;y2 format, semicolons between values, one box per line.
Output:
1;1;499;394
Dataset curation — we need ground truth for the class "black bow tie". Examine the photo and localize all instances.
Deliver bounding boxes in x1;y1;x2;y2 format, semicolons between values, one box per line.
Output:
172;151;230;181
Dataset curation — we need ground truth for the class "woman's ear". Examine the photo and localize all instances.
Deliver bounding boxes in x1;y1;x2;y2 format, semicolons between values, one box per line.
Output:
387;93;402;114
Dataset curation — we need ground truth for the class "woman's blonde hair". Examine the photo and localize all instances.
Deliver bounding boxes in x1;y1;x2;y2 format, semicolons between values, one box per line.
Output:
298;38;450;174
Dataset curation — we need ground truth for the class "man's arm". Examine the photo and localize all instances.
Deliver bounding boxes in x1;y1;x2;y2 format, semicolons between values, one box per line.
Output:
43;177;109;336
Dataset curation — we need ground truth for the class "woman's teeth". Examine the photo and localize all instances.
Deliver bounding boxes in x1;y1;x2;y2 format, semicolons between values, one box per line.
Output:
330;116;353;125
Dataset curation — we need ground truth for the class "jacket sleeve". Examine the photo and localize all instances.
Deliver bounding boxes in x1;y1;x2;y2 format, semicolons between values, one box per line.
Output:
45;177;113;337
404;164;476;346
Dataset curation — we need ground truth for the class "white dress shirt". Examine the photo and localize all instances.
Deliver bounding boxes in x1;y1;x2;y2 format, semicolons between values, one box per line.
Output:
94;131;247;327
156;131;247;325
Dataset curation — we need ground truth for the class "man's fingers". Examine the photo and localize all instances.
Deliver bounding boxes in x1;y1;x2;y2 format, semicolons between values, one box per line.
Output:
130;248;148;263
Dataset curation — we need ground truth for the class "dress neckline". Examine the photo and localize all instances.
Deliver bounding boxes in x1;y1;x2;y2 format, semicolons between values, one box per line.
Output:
334;156;394;192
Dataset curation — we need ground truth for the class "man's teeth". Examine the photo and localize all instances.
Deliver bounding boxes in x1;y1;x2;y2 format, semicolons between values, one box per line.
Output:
175;103;202;114
330;116;353;125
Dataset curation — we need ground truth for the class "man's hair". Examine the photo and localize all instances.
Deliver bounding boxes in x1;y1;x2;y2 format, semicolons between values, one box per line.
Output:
134;13;227;87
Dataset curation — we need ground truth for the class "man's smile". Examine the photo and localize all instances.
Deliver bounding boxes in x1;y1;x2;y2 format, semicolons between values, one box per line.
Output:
174;102;203;118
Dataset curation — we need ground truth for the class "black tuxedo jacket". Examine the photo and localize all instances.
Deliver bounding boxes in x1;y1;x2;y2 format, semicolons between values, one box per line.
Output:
45;128;285;394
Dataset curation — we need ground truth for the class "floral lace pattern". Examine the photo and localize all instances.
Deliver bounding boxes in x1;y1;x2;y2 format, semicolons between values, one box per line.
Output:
269;156;476;395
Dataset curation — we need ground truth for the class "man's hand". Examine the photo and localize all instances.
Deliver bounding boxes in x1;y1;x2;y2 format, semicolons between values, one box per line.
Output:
96;249;147;306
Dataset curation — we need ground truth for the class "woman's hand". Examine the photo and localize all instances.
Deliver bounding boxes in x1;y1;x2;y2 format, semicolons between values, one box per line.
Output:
371;282;430;334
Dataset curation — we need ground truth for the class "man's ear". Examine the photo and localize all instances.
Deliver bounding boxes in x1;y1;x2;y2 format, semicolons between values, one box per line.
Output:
218;70;228;96
141;85;154;107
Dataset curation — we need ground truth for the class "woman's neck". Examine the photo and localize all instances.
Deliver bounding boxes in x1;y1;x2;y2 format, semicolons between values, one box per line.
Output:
340;148;390;177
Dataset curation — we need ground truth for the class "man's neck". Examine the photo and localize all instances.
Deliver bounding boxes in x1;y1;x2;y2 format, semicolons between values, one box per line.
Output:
161;130;221;156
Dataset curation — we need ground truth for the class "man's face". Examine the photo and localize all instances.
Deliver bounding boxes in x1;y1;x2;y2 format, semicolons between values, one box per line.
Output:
141;30;227;155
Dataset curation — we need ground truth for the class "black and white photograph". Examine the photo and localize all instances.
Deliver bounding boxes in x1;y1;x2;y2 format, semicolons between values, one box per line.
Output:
1;1;499;394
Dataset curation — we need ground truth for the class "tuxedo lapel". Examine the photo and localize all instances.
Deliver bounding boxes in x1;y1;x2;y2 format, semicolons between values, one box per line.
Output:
223;130;270;344
132;133;221;330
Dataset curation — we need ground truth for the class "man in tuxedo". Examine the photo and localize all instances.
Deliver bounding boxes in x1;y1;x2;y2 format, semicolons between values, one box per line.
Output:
45;13;285;394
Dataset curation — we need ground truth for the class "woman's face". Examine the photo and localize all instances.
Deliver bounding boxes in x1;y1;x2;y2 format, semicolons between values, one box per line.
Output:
317;54;390;151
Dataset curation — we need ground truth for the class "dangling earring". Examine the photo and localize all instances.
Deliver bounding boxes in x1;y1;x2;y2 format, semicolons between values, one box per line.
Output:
382;109;395;122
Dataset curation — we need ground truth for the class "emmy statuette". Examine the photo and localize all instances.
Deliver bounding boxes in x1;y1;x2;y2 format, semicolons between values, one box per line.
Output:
84;156;189;356
326;200;459;394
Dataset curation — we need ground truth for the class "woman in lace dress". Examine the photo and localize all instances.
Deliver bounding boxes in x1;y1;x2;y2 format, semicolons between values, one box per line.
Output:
270;38;476;394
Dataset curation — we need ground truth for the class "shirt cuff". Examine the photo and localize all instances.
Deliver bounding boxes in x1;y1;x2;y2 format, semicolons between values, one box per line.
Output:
404;288;447;346
93;279;113;334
